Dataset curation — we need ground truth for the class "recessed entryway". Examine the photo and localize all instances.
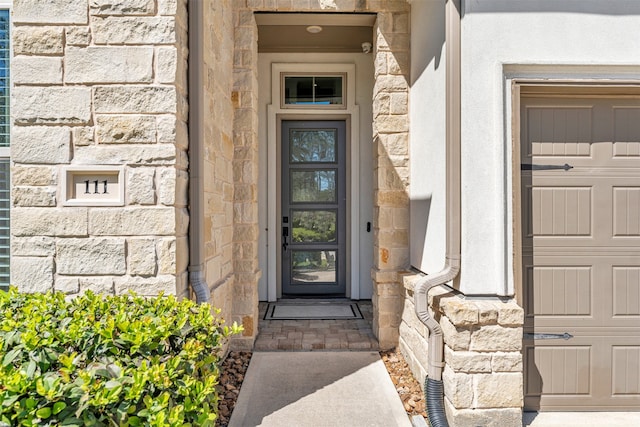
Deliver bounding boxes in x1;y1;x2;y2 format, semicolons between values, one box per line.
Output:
518;86;640;410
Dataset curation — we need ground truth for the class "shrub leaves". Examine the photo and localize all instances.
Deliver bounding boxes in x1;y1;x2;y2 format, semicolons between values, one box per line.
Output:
0;287;242;426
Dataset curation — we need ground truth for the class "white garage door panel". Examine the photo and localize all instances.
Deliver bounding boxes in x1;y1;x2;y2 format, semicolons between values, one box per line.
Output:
522;95;640;411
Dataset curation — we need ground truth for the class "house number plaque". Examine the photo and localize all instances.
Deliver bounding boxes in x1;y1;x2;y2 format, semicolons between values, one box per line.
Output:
62;166;125;206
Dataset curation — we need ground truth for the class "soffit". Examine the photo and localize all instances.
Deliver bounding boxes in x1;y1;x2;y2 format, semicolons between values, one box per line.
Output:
255;13;376;53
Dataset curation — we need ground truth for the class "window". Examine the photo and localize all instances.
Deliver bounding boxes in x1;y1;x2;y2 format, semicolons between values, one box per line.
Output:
282;74;344;108
0;7;9;290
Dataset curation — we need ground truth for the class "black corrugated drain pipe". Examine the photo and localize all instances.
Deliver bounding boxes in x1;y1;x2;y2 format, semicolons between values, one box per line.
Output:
426;377;447;427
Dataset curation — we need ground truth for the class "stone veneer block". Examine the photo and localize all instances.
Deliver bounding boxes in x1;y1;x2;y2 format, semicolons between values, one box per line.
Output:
158;0;178;15
443;366;474;408
73;127;95;147
54;277;80;294
13;26;64;55
93;86;177;114
127;167;156;205
92;16;175;44
89;207;177;236
128;238;157;276
66;27;92;46
79;277;116;294
470;325;522;352
73;145;176;165
11;236;56;257
12;208;88;237
57;238;126;275
114;275;176;295
444;400;523;427
12;57;63;84
491;352;523;372
474;373;523;408
12;187;57;207
96;115;157;144
444;346;492;373
439;298;480;326
11;166;56;186
440;315;471;351
156;115;178;143
13;87;92;125
12;126;71;164
13;0;88;24
11;257;54;292
157;238;176;275
89;0;156;16
65;47;153;84
156;47;178;84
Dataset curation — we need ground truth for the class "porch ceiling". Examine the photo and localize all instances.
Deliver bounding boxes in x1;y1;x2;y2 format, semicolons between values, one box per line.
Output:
255;13;376;53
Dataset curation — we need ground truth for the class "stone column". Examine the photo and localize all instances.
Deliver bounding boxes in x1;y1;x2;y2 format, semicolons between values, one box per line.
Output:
400;274;524;427
371;8;411;350
11;0;189;297
231;4;261;350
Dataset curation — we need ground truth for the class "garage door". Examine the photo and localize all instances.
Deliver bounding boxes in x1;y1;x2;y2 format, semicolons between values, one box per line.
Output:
521;94;640;411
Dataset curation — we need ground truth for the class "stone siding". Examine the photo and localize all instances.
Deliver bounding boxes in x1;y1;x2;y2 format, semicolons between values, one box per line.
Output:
11;0;190;298
401;273;524;427
198;0;239;339
12;0;413;351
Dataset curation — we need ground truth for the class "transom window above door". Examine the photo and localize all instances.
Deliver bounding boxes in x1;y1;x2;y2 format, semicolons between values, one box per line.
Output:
282;74;345;108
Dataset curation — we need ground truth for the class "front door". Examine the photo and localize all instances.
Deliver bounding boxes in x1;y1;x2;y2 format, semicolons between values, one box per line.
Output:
281;120;346;296
521;93;640;410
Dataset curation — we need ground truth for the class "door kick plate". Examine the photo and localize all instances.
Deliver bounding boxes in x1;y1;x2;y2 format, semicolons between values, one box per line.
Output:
524;332;573;340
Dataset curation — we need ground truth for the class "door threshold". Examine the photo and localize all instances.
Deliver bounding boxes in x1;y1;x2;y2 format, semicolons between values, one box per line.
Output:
278;296;352;303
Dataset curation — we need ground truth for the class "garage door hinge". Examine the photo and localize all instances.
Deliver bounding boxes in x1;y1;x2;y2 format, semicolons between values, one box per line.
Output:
523;332;573;340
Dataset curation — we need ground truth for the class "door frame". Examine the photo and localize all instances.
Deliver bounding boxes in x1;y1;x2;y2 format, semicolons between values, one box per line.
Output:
267;63;361;301
510;76;640;410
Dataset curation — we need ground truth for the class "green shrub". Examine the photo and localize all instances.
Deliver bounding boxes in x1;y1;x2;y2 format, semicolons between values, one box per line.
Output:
0;287;242;427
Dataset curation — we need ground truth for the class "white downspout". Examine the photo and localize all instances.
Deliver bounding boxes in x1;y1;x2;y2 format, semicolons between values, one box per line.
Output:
414;0;461;425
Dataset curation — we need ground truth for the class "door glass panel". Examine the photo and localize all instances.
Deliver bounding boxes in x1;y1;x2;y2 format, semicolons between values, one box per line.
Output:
283;76;343;106
291;170;336;202
292;210;337;243
291;250;337;284
290;129;336;163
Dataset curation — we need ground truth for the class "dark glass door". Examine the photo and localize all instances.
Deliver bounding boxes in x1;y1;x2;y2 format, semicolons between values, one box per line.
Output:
281;120;346;295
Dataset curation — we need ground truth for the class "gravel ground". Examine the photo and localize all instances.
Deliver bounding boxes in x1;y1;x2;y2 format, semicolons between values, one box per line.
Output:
215;349;428;427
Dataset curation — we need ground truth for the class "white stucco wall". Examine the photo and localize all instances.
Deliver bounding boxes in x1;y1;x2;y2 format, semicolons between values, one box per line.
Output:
257;53;375;300
410;0;640;295
409;0;446;276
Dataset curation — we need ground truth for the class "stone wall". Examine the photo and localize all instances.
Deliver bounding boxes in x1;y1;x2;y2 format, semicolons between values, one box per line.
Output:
233;0;411;351
401;273;524;427
11;0;189;297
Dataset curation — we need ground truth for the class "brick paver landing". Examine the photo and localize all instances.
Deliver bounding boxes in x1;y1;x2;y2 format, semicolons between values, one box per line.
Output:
254;301;379;351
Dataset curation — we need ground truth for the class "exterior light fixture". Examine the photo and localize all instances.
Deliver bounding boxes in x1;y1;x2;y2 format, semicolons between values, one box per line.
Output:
306;25;323;34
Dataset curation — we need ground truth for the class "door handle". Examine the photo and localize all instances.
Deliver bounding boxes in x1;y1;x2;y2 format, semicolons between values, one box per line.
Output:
282;226;288;251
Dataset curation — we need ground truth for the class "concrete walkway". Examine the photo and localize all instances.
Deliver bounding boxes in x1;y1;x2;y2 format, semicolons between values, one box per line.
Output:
228;351;412;427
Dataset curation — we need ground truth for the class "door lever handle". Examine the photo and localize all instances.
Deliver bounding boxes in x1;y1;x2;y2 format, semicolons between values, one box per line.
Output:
282;227;288;251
